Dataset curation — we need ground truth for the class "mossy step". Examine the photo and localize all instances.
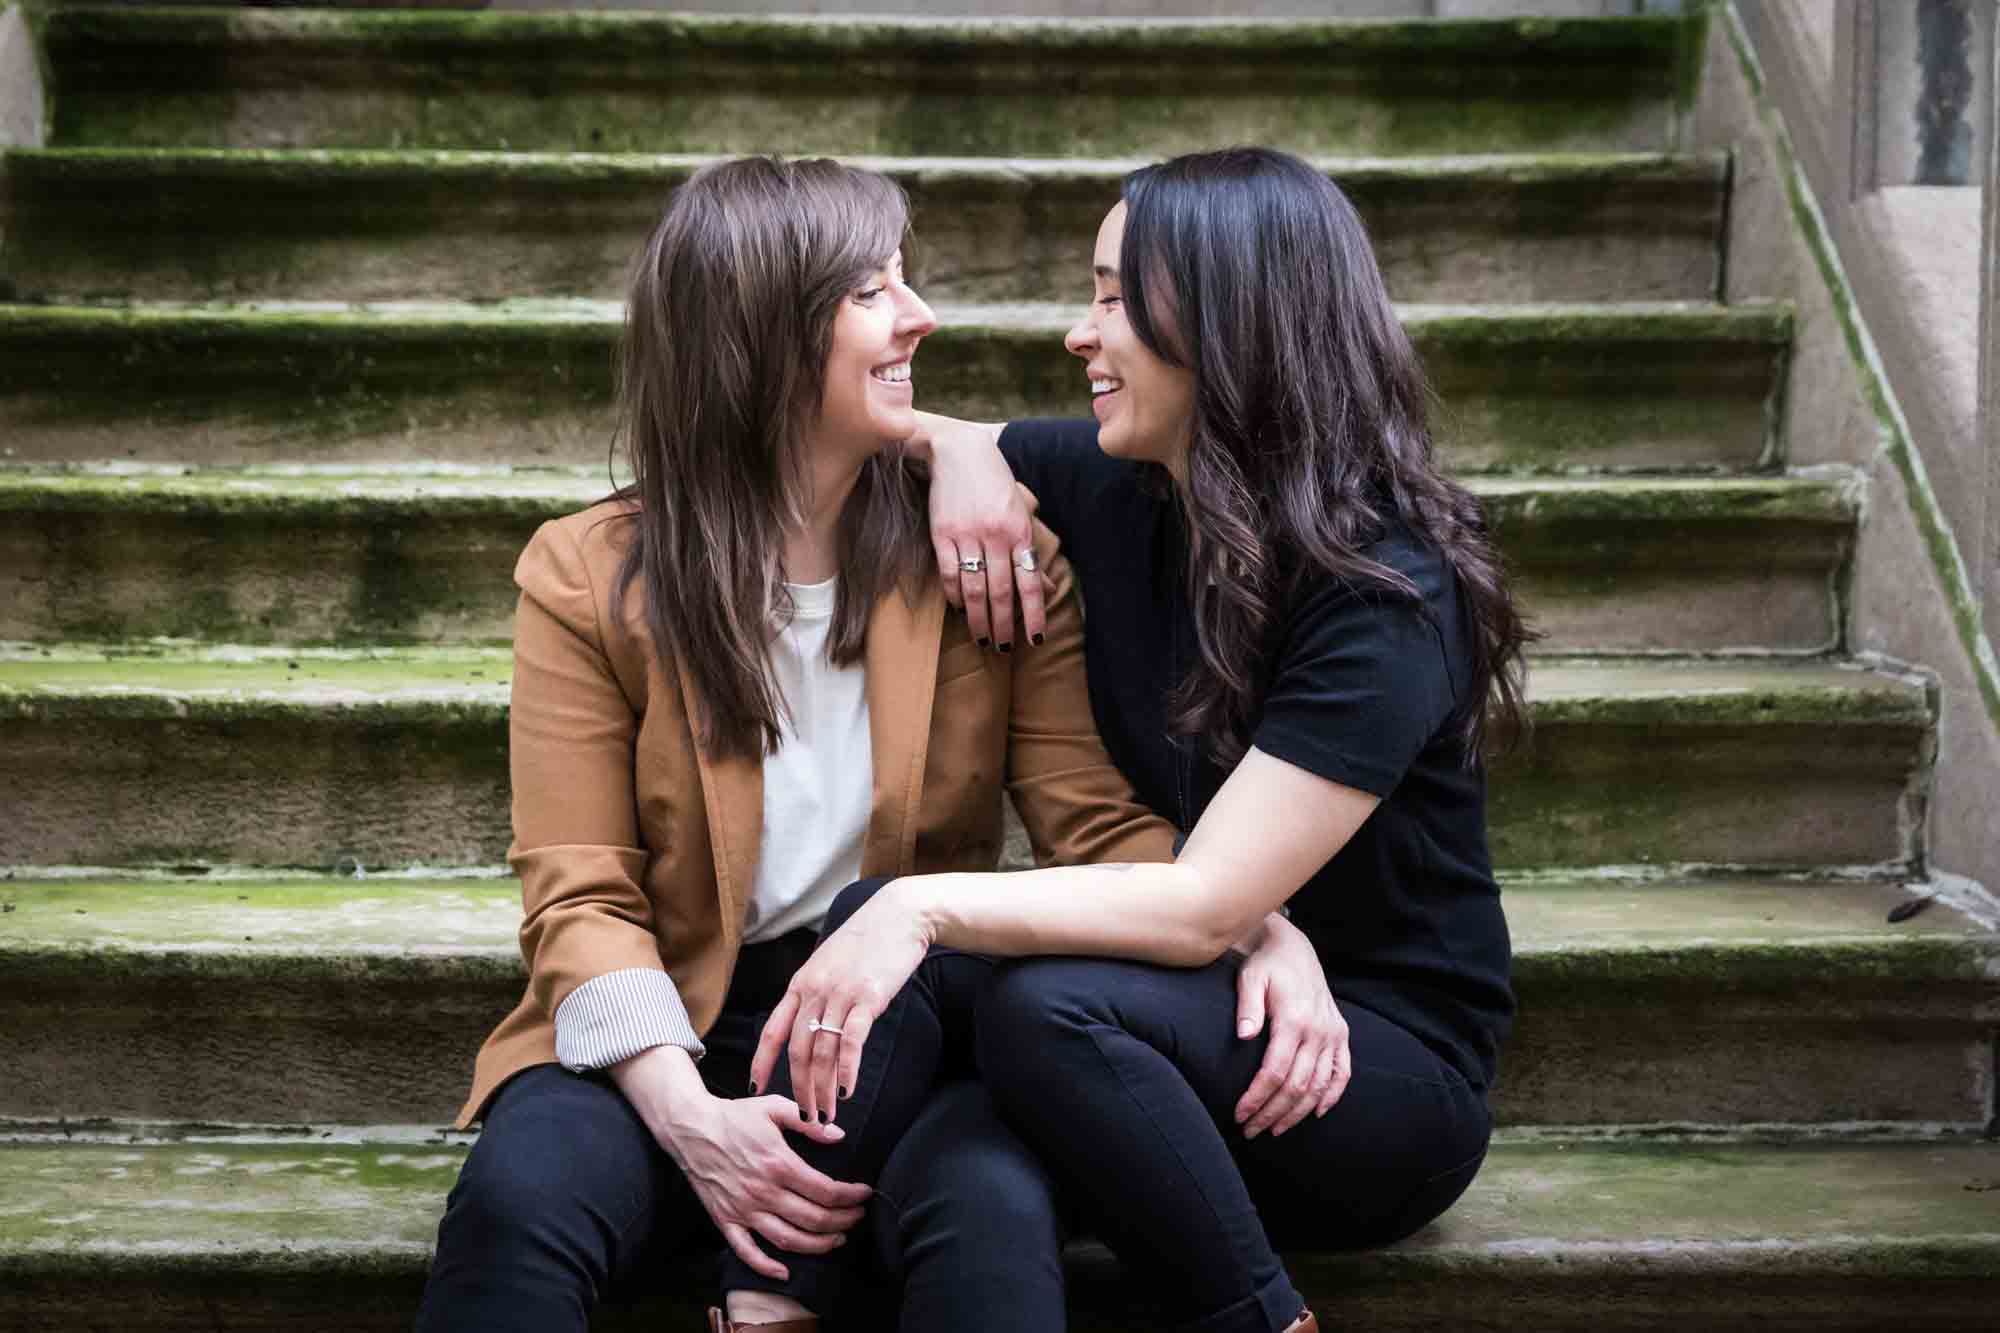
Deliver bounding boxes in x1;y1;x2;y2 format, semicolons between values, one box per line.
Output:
0;646;1930;872
0;872;1990;1126
0;148;1727;305
0;465;1849;651
1;1130;1994;1331
0;299;1791;472
39;9;1702;157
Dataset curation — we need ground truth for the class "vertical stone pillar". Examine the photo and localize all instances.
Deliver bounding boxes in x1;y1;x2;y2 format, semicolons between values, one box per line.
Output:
1983;20;2000;646
1;4;44;149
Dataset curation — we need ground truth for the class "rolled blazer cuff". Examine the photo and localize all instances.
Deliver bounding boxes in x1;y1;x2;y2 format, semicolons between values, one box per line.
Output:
553;967;707;1069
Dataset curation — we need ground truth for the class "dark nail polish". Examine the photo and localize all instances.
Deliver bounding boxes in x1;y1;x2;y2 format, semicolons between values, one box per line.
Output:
976;637;990;649
818;1111;829;1125
838;1085;850;1100
1030;633;1044;646
799;1107;810;1123
998;641;1012;654
748;1080;759;1095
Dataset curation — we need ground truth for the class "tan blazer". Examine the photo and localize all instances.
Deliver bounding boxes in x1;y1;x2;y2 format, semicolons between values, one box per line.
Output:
458;499;1176;1125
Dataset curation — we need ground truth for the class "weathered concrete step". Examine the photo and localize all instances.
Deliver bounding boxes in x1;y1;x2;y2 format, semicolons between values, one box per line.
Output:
1;1130;1994;1331
0;648;1929;871
40;9;1702;157
0;873;1990;1125
0;300;1791;472
0;466;1850;652
0;148;1726;305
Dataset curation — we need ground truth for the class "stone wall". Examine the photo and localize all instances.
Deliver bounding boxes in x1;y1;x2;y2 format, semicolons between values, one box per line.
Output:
1720;0;2000;888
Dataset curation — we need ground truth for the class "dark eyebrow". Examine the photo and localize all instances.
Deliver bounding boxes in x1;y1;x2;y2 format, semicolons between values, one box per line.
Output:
1094;265;1121;282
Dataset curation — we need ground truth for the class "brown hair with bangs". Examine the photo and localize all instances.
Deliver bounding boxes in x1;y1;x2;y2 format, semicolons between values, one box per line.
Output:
606;156;930;759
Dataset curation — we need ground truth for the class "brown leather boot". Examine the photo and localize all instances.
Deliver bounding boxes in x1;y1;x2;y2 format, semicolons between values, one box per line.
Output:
1282;1311;1320;1333
706;1309;819;1333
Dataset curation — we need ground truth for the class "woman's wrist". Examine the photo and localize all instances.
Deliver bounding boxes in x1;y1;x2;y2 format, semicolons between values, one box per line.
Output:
882;875;945;951
916;411;1004;464
610;1043;713;1148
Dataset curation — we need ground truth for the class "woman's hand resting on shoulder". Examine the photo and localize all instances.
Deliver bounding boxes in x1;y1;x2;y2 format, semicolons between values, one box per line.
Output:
911;410;1047;650
749;882;933;1127
611;1045;871;1281
1232;913;1351;1137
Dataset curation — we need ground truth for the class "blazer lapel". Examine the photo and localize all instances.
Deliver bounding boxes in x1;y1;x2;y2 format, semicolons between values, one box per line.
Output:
862;579;945;877
675;658;763;949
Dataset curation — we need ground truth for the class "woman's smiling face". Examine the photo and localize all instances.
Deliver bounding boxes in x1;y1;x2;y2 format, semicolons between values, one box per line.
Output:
818;249;937;451
1064;202;1196;471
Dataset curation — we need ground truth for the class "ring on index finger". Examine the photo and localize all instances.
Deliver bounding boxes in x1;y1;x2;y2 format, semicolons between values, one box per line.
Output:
959;556;986;574
806;1017;845;1037
1012;548;1037;573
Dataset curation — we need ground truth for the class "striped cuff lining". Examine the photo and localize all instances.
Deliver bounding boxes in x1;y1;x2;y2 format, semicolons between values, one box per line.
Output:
552;967;706;1069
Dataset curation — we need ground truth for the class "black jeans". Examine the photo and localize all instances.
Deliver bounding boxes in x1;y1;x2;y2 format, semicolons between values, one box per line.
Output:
416;880;1063;1331
978;954;1493;1333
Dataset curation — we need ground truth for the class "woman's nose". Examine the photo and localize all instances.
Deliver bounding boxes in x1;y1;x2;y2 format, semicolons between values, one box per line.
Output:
1064;317;1097;357
898;287;938;337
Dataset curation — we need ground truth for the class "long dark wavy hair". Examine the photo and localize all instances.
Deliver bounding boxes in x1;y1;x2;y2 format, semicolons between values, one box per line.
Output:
607;156;930;759
1117;147;1534;765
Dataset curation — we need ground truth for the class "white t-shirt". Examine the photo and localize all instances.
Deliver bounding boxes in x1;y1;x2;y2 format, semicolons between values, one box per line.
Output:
742;574;872;944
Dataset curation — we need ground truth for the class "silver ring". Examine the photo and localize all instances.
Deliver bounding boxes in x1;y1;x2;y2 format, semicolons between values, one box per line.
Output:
1012;548;1038;573
806;1018;844;1037
959;556;986;574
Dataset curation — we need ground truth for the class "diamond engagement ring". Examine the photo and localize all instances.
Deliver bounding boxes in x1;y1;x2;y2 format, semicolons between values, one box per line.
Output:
1012;548;1038;573
959;555;986;574
806;1018;844;1036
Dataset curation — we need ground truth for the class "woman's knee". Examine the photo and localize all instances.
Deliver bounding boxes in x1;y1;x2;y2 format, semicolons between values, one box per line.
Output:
443;1068;659;1252
821;875;896;938
976;957;1095;1069
977;955;1162;1060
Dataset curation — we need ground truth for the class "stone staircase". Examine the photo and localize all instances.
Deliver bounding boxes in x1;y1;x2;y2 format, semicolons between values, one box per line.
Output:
1;4;1996;1329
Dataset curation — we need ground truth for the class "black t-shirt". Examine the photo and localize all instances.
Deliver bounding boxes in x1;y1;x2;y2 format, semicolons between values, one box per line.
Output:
1001;418;1514;1087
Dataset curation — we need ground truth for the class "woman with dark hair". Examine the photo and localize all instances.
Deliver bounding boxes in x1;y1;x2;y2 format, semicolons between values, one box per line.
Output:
755;146;1532;1333
411;155;1330;1333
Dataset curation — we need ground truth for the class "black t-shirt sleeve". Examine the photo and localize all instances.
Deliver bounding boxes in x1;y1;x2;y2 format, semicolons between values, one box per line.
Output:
998;418;1120;547
1253;580;1462;799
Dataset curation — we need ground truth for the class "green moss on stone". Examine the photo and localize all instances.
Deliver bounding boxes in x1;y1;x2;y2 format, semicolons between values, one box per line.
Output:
0;643;511;702
1407;303;1790;347
43;10;1687;155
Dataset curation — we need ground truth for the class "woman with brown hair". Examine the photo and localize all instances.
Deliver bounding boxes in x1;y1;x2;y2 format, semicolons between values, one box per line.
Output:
413;154;1340;1333
754;147;1533;1333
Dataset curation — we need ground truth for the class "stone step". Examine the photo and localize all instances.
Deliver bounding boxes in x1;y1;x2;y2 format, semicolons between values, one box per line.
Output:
1;1128;1994;1331
0;648;1929;871
0;148;1726;306
0;466;1850;652
39;9;1702;157
0;872;1990;1126
0;300;1791;472
0;462;1840;648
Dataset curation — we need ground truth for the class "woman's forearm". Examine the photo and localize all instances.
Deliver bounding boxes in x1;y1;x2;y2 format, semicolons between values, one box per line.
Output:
910;410;1004;464
897;749;1382;970
896;860;1256;969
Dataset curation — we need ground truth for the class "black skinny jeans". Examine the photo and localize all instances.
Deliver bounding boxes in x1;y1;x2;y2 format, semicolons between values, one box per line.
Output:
977;954;1493;1333
415;880;1063;1331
